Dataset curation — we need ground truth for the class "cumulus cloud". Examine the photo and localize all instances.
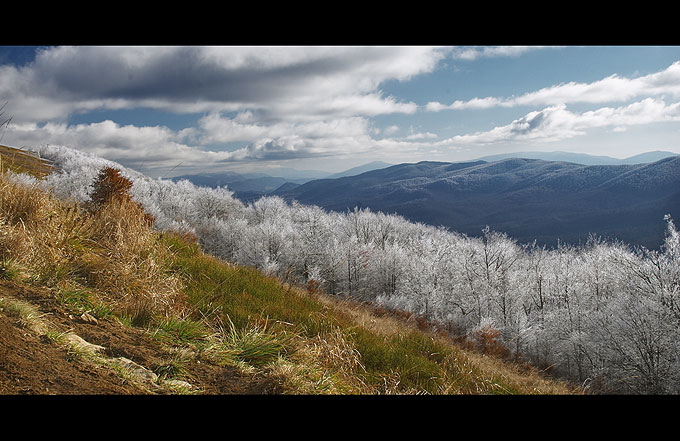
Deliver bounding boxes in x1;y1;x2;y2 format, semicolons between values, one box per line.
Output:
3;46;677;172
421;58;680;154
381;125;400;136
427;61;680;111
1;46;444;125
404;126;438;140
3;120;230;171
3;113;383;170
182;113;374;153
436;98;680;146
0;46;452;170
218;137;328;162
427;96;503;111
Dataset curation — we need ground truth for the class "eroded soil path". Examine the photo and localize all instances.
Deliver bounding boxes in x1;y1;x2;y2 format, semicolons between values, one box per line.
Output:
0;280;283;395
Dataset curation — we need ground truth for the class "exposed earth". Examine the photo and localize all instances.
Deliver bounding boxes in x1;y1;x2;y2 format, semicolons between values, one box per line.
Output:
0;279;283;395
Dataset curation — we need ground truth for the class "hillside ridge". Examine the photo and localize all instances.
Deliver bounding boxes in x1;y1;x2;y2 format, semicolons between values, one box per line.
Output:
0;144;576;395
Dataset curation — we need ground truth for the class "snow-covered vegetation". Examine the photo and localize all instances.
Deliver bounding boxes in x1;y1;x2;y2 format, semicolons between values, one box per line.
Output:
33;144;680;394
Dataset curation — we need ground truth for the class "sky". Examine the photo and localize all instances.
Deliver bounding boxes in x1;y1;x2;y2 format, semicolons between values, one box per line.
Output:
1;45;679;178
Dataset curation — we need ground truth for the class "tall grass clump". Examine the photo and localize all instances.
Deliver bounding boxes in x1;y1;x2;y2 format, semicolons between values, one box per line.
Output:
0;167;187;325
216;316;295;367
0;174;58;275
0;257;19;280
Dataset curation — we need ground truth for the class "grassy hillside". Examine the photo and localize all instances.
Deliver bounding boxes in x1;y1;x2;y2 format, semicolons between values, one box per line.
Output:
0;144;53;178
0;144;577;395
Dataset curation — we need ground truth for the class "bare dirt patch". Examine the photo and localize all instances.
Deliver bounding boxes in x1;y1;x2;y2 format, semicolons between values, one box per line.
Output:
0;312;146;395
0;280;283;395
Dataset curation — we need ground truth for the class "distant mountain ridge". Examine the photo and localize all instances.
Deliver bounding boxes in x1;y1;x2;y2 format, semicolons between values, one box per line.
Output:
274;156;680;249
173;161;394;199
173;152;678;195
327;161;393;178
477;150;678;165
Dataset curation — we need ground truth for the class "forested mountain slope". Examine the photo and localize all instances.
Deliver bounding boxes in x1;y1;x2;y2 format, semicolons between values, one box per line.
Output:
274;157;680;249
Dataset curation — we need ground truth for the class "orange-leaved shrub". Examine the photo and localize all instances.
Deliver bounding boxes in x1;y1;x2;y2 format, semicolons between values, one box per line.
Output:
469;323;511;359
88;167;154;227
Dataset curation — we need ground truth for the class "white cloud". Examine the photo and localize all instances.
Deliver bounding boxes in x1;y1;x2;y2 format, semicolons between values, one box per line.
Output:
7;97;676;172
184;113;372;147
448;46;551;61
1;46;444;125
3;113;383;170
405;132;438;140
382;125;400;136
3;120;228;170
3;46;678;171
435;98;680;146
427;96;504;111
428;61;680;111
6;97;676;173
404;126;438;140
0;46;449;169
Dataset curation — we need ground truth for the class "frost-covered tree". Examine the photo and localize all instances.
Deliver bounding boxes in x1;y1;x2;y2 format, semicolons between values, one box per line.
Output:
289;202;335;282
194;216;248;263
191;185;243;221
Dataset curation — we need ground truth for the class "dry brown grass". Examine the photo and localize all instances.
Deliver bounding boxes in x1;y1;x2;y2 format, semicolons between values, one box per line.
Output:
0;169;187;325
0;144;53;178
283;326;370;394
86;196;187;323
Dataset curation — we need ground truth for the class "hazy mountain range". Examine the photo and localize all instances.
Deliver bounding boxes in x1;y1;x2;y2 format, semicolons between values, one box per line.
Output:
172;161;392;197
175;150;679;248
272;153;680;249
175;152;677;195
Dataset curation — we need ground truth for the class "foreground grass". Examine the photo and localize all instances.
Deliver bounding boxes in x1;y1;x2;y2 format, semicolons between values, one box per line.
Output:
0;146;577;394
163;233;576;394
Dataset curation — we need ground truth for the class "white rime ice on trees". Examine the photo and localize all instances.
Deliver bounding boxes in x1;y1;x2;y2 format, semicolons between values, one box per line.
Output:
29;144;680;394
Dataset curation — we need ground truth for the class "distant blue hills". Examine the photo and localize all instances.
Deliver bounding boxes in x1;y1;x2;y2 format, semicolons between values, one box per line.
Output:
172;160;393;195
326;161;393;178
271;153;680;249
174;151;680;248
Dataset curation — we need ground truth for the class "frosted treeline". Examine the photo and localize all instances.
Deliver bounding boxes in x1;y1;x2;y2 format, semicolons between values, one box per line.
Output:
33;145;680;394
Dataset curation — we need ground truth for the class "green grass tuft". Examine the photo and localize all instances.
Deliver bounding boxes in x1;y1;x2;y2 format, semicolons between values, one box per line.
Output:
152;316;210;345
217;316;295;367
0;258;20;280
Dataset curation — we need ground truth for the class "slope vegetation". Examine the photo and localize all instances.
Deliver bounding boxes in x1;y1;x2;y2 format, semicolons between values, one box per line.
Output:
0;144;576;395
